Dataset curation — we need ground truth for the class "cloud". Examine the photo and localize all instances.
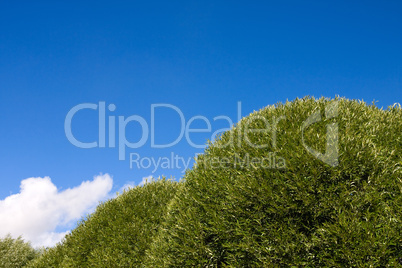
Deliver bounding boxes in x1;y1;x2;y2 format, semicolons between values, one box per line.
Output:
139;175;153;186
0;174;113;248
118;175;153;193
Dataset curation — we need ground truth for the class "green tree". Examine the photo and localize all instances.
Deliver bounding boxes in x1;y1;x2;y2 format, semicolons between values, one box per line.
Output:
0;235;40;268
27;97;402;267
145;97;402;267
29;177;179;267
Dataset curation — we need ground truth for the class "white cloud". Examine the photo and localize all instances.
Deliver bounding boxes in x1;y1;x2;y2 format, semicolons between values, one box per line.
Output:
119;175;153;193
0;174;113;248
138;175;153;186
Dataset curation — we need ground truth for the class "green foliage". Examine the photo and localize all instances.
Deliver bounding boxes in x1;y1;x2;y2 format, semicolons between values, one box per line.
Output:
0;235;40;268
29;178;179;267
27;97;402;267
145;97;402;267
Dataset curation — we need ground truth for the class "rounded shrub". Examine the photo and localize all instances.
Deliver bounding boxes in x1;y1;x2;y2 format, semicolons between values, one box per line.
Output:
0;235;40;268
29;177;179;267
145;97;402;267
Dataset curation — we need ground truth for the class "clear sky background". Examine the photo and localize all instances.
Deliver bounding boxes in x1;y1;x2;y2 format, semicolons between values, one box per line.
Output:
0;1;401;247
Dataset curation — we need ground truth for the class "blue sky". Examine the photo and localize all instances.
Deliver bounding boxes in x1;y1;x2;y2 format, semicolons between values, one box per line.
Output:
0;1;401;246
